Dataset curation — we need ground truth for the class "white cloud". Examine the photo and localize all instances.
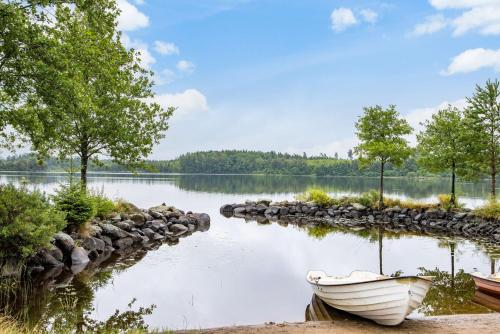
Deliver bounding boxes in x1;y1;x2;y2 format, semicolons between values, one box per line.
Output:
176;60;196;74
416;0;500;36
155;89;208;118
117;0;149;31
154;41;180;56
135;0;145;5
330;8;357;32
155;69;177;85
411;14;448;36
442;48;500;75
360;9;378;23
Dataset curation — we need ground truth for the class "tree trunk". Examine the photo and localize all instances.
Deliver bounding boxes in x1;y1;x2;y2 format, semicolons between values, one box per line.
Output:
492;163;496;199
379;161;385;209
80;146;89;191
450;162;456;206
450;243;455;290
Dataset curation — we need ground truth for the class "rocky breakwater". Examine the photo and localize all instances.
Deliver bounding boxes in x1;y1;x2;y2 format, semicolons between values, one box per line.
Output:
25;203;210;279
220;200;500;244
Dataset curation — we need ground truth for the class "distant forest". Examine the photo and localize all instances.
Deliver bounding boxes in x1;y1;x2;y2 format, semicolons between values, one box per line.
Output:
0;151;432;177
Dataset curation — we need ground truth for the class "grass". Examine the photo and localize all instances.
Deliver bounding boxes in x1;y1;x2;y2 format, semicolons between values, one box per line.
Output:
0;316;35;334
296;188;463;211
474;199;500;220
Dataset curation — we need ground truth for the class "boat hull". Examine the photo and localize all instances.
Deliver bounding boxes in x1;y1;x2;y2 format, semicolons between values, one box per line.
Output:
472;275;500;297
307;274;432;326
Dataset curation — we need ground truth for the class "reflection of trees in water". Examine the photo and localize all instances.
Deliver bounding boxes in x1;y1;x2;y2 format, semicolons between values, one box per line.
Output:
0;173;492;200
417;268;492;315
0;250;156;332
175;175;490;198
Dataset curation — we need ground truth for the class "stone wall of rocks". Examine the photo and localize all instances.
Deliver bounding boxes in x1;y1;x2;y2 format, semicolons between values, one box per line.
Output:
220;200;500;243
24;204;210;279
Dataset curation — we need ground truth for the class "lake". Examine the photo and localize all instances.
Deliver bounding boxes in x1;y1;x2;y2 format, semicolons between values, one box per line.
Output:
0;173;498;331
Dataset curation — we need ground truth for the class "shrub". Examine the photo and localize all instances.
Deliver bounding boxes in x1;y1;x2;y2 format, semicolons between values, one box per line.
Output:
53;182;95;228
89;187;115;219
474;200;500;220
114;199;140;214
296;188;335;207
0;184;66;258
354;190;379;207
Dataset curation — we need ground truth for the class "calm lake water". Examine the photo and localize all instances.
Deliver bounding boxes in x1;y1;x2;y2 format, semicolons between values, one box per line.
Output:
0;173;499;331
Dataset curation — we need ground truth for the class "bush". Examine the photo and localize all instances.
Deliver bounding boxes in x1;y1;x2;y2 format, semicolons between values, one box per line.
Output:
114;199;140;214
0;184;66;258
296;188;335;207
89;187;115;219
53;182;95;228
474;200;500;219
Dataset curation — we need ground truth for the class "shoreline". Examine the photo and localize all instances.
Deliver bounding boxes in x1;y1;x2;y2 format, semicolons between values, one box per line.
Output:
220;200;500;244
174;314;500;334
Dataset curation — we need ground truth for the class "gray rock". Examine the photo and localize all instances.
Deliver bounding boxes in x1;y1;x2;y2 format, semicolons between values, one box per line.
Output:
351;203;366;211
53;232;75;255
129;213;146;226
234;207;246;215
149;210;163;219
170;223;189;236
113;237;134;249
142;228;156;239
99;223;129;240
81;236;106;254
150;219;167;231
220;204;234;213
152;233;164;241
32;249;63;268
100;235;113;247
115;220;133;232
109;213;122;223
71;246;90;266
49;246;64;262
88;224;103;237
257;199;272;206
192;213;210;232
454;212;467;220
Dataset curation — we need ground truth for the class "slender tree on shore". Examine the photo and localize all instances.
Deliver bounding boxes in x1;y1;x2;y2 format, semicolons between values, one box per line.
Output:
463;79;499;199
354;105;413;208
15;1;174;189
417;105;467;206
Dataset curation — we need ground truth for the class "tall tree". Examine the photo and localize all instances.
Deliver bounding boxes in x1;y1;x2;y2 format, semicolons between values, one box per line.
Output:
354;105;413;208
417;106;467;206
0;0;66;146
464;79;500;198
17;1;174;188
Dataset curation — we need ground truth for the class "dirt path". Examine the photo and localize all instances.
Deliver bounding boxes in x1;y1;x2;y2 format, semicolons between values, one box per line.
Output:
175;313;500;334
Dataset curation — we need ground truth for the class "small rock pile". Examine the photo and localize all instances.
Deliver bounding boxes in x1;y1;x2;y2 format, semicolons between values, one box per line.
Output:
221;200;500;243
26;204;210;277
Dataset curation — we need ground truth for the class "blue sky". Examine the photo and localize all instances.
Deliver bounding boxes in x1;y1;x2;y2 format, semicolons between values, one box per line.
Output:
117;0;500;159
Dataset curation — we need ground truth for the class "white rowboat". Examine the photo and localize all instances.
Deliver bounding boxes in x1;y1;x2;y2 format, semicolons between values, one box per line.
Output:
306;270;433;326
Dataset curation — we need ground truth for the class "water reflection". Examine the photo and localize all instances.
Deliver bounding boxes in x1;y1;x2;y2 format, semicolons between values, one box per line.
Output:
0;173;498;330
0;173;492;206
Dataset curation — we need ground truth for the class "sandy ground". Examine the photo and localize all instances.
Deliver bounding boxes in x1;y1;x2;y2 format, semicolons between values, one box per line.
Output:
174;313;500;334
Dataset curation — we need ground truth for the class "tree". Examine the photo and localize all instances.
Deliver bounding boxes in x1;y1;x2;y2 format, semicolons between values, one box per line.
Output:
0;0;67;147
354;105;413;208
417;106;467;206
17;1;174;188
464;79;500;198
334;152;339;160
347;149;353;160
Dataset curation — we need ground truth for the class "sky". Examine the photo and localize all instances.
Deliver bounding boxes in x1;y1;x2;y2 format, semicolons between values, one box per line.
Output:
119;0;499;158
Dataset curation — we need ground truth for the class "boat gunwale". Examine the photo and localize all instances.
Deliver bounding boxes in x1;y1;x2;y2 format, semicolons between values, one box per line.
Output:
306;274;433;287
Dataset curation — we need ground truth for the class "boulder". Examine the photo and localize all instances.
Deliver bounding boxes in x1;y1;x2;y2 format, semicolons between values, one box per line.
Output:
234;207;246;215
129;213;146;226
142;228;156;239
351;203;366;211
81;236;106;254
115;220;133;232
32;249;63;268
88;224;103;237
71;246;90;266
257;199;272;206
170;223;188;236
49;246;64;263
53;232;75;256
113;237;134;249
192;213;210;232
99;223;129;240
220;204;234;214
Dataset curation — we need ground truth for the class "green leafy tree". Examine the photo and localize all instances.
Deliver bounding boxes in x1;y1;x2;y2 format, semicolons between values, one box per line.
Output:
463;79;500;198
16;1;174;189
0;0;66;147
417;106;468;206
354;105;413;207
